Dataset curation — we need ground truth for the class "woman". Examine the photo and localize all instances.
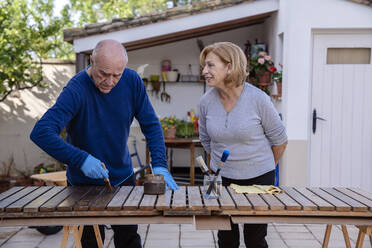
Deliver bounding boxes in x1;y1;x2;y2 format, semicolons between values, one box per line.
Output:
199;42;287;248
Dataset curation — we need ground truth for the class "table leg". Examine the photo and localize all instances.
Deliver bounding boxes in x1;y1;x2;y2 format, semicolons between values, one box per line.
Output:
93;224;104;248
355;226;372;248
60;226;70;248
78;225;84;239
72;226;83;248
190;144;195;186
341;225;351;248
355;227;365;248
322;224;332;248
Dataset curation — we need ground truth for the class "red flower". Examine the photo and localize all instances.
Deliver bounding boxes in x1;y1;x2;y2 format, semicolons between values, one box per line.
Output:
269;66;277;72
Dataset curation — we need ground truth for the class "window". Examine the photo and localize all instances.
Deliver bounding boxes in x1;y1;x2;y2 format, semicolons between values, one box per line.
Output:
327;48;371;64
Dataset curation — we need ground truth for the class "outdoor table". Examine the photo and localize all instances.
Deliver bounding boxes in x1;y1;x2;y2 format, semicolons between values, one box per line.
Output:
0;186;371;248
145;138;202;185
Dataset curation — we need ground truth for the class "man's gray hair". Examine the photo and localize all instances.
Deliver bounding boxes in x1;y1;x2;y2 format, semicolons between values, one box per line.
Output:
91;40;128;62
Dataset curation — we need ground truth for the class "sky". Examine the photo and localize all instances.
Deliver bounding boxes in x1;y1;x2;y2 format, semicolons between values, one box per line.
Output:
53;0;69;17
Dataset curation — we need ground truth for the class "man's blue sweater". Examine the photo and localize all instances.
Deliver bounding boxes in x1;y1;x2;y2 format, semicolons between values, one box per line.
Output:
30;68;167;186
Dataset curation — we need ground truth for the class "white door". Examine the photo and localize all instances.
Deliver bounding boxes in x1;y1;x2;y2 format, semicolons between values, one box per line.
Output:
310;31;372;192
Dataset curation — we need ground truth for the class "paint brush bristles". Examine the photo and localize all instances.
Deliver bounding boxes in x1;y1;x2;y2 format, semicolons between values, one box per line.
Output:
101;163;113;192
196;156;209;175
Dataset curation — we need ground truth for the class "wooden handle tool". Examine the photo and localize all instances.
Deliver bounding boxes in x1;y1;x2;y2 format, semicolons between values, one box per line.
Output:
101;163;113;192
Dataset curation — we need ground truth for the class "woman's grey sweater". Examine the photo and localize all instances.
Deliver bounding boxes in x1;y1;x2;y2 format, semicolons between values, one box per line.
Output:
198;82;287;180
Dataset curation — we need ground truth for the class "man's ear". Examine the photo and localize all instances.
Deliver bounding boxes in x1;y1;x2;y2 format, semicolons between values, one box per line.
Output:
90;55;94;66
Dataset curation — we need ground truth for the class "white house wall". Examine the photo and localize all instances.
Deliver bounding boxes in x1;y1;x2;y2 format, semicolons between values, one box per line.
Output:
0;61;75;175
278;0;372;186
127;25;266;169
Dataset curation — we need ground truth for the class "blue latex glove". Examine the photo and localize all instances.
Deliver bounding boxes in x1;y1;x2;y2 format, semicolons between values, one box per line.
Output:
153;167;179;190
81;154;109;179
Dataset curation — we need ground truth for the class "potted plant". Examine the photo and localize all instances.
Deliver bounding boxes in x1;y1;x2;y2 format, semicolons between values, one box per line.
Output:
160;115;180;139
150;75;161;96
272;70;282;99
176;121;194;138
250;52;277;86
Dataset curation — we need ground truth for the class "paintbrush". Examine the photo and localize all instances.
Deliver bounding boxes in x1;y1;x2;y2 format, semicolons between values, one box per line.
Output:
205;149;230;198
101;163;113;192
196;156;210;176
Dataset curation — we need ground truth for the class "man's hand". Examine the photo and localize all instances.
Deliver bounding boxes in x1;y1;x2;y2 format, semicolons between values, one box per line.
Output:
153;167;179;190
81;154;109;179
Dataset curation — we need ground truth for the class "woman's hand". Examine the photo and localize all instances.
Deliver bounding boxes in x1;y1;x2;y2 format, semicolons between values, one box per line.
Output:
272;141;288;164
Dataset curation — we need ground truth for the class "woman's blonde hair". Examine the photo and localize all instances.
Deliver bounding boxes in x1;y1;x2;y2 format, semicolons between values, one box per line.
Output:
200;42;247;87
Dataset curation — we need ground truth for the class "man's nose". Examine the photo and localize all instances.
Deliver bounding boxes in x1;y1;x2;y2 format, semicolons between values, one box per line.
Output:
107;75;115;85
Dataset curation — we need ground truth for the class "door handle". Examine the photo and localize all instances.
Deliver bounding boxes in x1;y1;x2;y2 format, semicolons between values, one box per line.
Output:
312;109;326;134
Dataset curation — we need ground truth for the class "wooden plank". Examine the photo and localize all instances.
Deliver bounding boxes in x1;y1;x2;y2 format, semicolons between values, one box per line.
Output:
187;186;203;211
156;189;172;211
0;187;24;201
308;187;350;211
218;187;235;210
74;186;105;211
90;187;120;211
349;188;372;201
24;186;65;212
336;188;372;211
139;194;157;211
40;187;74;212
107;186;133;211
245;194;268;211
195;216;231;230
57;187;92;211
274;191;302;211
6;186;52;212
281;186;317;211
226;186;251;210
260;194;285;211
294;187;334;211
0;187;38;212
322;188;368;212
199;186;219;211
123;186;144;211
172;186;186;211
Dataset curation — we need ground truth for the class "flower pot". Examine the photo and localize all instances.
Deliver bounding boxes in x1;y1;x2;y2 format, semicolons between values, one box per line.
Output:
164;127;176;139
271;81;282;100
258;71;272;86
151;81;161;91
166;71;178;82
276;81;282;96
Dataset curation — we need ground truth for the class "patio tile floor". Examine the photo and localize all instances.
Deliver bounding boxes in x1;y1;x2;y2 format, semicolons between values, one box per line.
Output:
0;224;369;248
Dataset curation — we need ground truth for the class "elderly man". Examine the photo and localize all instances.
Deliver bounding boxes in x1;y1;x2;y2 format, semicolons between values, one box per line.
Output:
30;39;178;248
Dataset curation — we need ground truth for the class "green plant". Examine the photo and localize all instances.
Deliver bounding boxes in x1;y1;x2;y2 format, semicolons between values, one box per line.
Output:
273;70;282;82
1;156;15;177
176;121;195;138
250;51;276;75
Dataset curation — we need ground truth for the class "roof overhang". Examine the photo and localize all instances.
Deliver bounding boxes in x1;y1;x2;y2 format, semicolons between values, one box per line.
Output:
69;0;279;54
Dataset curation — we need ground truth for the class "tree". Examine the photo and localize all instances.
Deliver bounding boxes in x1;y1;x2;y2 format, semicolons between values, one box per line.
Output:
0;0;201;101
53;0;204;59
0;0;62;102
